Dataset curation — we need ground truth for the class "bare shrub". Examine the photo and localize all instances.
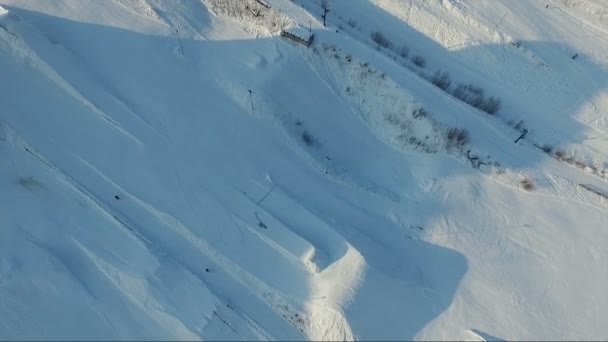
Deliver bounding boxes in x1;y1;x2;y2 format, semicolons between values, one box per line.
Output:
371;31;393;49
412;107;428;119
302;131;316;146
446;127;470;148
431;71;452;90
411;55;426;68
452;84;467;100
465;150;481;168
452;83;502;115
482;96;502;114
398;46;410;58
520;177;534;191
452;84;479;105
575;160;586;169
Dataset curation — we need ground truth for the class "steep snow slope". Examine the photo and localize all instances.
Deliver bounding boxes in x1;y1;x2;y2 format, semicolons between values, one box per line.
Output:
0;0;607;340
300;0;608;175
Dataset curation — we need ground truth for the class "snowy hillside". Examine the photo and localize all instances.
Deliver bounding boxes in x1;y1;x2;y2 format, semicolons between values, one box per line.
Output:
0;0;607;340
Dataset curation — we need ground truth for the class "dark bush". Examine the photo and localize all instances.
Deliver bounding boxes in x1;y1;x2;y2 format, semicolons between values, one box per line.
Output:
431;71;452;90
446;127;470;148
398;46;410;58
482;96;502;114
452;84;467;100
452;83;502;115
575;160;586;169
371;31;393;49
302;131;315;146
411;55;426;68
412;107;428;119
521;177;534;191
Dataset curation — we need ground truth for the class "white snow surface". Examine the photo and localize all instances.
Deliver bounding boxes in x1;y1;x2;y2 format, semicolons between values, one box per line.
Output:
0;0;607;340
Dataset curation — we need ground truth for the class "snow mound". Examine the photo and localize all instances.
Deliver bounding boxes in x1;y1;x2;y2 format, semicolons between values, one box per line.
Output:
0;6;8;16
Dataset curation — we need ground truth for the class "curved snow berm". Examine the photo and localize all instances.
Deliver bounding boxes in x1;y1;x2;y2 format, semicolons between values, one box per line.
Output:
0;0;607;341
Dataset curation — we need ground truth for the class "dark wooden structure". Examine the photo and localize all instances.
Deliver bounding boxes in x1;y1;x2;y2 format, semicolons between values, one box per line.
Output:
280;30;314;47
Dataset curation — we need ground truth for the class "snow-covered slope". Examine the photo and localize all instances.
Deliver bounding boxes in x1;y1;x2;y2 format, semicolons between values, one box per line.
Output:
0;0;607;340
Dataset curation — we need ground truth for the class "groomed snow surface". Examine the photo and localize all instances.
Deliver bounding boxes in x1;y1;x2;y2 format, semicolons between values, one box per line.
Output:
1;0;607;340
